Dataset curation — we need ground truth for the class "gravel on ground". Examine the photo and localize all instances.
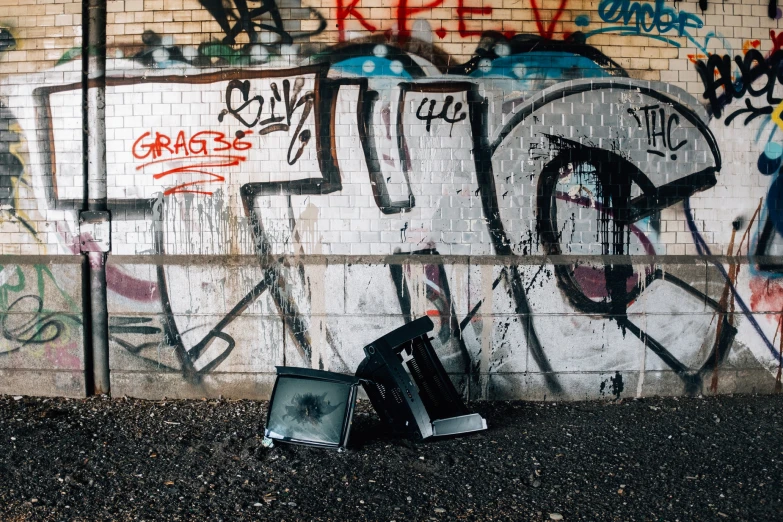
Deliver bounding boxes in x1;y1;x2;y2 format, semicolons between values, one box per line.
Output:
0;393;781;521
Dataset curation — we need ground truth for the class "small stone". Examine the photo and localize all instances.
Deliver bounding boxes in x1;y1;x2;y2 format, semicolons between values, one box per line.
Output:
419;456;425;460
532;479;541;488
550;514;563;521
13;396;22;401
253;503;263;507
31;499;38;503
288;502;296;507
434;507;446;513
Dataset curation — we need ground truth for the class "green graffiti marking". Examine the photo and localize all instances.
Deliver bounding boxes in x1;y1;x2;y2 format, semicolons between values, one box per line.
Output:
0;265;81;353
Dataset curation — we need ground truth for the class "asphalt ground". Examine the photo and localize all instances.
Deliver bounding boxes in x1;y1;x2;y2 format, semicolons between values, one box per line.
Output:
0;393;781;521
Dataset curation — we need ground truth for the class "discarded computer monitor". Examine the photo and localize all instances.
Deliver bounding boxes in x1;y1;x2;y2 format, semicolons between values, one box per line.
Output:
356;316;487;439
265;367;360;449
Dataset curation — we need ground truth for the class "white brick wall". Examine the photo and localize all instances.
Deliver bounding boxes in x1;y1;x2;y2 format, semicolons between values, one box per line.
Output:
1;0;782;399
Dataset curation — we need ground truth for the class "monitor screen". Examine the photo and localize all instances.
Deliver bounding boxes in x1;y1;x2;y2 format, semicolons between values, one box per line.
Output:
266;376;352;446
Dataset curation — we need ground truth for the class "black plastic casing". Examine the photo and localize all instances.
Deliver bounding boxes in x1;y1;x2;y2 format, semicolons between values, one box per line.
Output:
356;316;477;439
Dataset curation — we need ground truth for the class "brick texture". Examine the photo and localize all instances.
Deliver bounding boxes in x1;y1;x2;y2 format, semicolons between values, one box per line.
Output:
0;0;782;399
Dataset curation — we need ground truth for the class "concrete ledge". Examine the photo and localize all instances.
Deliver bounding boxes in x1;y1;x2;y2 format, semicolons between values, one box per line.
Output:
0;369;85;398
0;255;83;264
108;369;782;401
107;254;783;266
485;369;780;401
110;371;278;400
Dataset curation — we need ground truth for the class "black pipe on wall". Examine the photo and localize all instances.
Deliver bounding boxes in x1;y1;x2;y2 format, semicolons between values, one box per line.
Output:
82;0;110;396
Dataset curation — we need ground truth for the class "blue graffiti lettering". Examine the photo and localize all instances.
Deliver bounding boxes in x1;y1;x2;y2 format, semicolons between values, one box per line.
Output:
598;0;702;36
587;0;704;50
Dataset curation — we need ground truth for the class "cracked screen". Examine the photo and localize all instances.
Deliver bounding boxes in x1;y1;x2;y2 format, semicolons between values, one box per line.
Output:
266;377;351;445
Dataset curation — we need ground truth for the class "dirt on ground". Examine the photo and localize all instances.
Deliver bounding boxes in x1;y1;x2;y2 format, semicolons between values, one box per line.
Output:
0;393;781;521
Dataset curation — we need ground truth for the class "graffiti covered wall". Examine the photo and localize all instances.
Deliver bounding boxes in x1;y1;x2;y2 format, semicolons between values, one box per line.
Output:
1;0;783;399
0;3;85;396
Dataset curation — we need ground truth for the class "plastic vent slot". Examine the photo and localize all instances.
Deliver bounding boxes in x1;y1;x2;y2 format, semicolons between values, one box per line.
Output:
409;335;466;418
408;357;423;380
420;380;440;407
407;341;441;406
419;338;455;407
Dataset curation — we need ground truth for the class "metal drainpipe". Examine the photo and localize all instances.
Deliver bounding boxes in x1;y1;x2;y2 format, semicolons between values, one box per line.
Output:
83;0;110;395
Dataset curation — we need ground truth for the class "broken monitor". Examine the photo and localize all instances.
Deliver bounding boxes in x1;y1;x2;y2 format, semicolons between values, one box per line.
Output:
265;367;360;449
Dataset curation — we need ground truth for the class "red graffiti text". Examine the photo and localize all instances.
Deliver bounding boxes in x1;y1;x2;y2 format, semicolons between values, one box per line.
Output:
335;0;503;42
131;130;253;196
